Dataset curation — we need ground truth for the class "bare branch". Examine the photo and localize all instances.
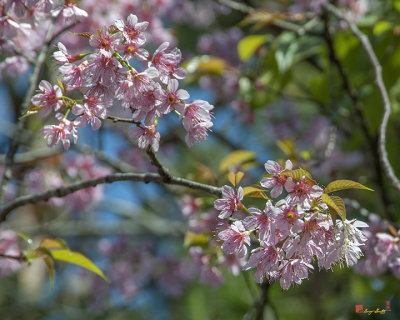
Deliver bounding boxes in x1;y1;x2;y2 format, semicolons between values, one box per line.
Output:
146;147;172;182
321;10;391;216
107;115;141;125
0;253;26;262
0;172;222;222
323;2;400;194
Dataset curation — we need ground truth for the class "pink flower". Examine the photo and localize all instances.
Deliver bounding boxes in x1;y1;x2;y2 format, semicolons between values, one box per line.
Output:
273;200;304;238
0;228;22;277
118;41;149;61
53;42;83;64
129;125;160;152
150;42;187;83
260;160;292;197
179;195;202;219
214;185;243;219
72;96;109;130
31;80;63;117
84;49;120;87
154;79;189;114
218;221;250;258
51;1;88;22
115;14;149;46
243;201;280;245
0;55;29;77
59;63;85;90
181;100;214;147
40;114;77;150
285;177;323;209
374;233;397;257
279;259;314;290
245;246;282;283
89;27;121;52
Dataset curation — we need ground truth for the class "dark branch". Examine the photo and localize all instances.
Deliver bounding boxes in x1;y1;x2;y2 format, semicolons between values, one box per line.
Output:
323;2;400;195
0;172;222;222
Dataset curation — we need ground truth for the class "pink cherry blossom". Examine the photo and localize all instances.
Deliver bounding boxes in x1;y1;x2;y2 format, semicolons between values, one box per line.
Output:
260;160;292;198
279;259;314;290
40;114;77;150
115;14;149;45
273;200;304;238
84;49;121;87
213;185;243;219
245;246;282;283
118;41;149;61
181;100;214;147
129;125;160;152
31;80;63;117
0;55;29;77
0;228;22;277
155;79;189;114
89;27;121;52
72;96;109;130
243;201;280;245
218;221;250;258
53;42;83;64
285;177;323;209
51;0;88;22
150;42;187;83
59;63;85;90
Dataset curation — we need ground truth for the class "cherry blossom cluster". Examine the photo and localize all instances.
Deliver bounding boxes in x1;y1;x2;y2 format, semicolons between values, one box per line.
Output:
179;195;246;288
0;0;88;76
24;154;111;211
214;160;369;290
354;213;400;279
31;14;214;151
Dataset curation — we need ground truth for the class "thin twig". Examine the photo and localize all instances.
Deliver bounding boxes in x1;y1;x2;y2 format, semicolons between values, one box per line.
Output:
0;253;26;262
217;0;321;36
0;172;222;222
323;2;400;195
107;115;141;125
146;147;172;182
321;9;391;216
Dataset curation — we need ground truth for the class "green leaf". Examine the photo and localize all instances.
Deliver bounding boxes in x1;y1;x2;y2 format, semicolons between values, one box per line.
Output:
184;232;209;248
51;250;109;282
243;185;270;199
237;35;268;62
39;238;68;250
373;21;392;36
183;55;226;75
321;194;346;221
276;139;296;158
227;171;244;187
280;168;312;181
42;255;55;289
324;179;374;194
394;0;400;12
219;150;256;172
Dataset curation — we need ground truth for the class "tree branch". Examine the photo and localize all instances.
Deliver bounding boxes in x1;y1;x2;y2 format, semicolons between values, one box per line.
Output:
323;2;400;195
146;147;172;182
0;253;25;262
321;10;391;217
0;172;222;222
